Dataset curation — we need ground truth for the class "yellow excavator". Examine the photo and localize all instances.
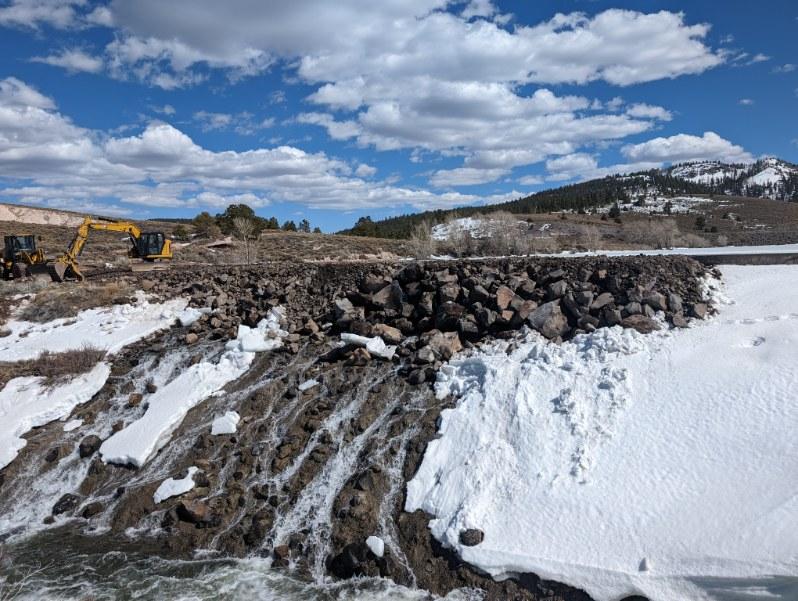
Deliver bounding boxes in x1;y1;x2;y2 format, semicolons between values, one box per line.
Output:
2;234;49;280
50;217;173;282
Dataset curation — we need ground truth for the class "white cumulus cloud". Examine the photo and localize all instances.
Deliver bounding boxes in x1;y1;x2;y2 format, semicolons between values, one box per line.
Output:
622;132;753;164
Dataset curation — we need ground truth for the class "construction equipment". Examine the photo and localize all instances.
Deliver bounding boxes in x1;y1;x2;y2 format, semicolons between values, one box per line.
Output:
50;217;173;282
2;235;49;280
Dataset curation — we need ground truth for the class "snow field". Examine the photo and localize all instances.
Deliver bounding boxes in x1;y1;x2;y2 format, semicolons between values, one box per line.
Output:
406;265;798;601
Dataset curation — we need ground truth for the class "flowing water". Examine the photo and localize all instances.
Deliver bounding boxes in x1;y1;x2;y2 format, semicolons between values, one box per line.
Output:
0;325;460;600
1;534;480;601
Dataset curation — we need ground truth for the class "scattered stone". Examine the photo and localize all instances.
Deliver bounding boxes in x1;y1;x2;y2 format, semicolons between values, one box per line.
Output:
78;435;102;459
621;315;661;334
81;502;103;519
459;528;485;546
52;493;80;515
372;323;402;345
495;285;514;310
590;292;614;310
690;302;708;319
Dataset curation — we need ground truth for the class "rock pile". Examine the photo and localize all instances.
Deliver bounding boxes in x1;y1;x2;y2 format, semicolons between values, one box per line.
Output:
121;257;713;376
327;256;711;376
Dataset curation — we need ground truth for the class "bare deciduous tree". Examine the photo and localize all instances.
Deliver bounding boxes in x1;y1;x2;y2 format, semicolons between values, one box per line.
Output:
578;225;602;251
232;217;256;264
408;220;436;259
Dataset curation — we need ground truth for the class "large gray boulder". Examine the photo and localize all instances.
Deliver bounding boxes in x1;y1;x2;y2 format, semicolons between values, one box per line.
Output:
527;301;570;339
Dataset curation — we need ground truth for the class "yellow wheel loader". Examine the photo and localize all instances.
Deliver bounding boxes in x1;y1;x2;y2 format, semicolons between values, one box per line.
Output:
50;217;173;282
2;235;50;280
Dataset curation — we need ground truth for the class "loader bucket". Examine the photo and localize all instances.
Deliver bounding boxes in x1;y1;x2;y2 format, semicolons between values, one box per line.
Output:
27;262;56;284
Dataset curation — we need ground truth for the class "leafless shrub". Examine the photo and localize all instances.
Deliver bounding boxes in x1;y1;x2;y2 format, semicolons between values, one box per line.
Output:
577;225;602;251
0;546;51;601
621;219;686;249
529;235;560;255
678;233;709;248
716;234;729;246
31;345;106;386
408;220;436;259
18;281;132;323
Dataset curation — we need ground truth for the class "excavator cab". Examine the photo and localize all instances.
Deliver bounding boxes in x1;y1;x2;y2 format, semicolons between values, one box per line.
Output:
132;232;169;260
2;235;48;280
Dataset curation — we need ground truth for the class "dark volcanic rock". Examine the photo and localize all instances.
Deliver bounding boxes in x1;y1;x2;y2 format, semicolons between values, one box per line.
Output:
78;435;102;459
52;493;80;515
527;301;569;339
459;528;485;546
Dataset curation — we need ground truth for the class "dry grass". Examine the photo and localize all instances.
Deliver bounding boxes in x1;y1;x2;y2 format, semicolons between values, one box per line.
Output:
0;344;106;389
17;281;133;323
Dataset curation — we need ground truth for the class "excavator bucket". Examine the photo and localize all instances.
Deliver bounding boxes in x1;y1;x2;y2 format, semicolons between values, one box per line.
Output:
48;262;69;282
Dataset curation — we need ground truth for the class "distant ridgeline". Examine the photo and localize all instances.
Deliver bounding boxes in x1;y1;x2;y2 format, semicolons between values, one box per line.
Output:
339;158;798;239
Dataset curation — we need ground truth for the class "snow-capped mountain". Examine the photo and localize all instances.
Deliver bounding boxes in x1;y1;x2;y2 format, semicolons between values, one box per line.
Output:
667;157;798;200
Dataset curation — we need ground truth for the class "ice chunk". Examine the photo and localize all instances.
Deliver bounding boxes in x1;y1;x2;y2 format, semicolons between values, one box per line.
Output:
153;466;199;503
366;535;385;558
177;307;203;327
340;332;396;360
211;411;240;435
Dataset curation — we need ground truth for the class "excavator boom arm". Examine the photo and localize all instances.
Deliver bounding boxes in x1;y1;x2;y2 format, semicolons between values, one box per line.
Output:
51;217;170;282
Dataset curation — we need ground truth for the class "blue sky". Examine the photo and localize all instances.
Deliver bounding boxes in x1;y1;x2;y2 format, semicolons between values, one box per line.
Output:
0;0;795;231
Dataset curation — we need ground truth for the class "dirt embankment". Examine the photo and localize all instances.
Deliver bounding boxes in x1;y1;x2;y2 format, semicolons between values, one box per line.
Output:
0;256;713;600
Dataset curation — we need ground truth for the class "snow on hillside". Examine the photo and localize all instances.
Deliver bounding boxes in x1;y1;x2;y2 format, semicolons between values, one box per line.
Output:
432;217;527;241
669;157;797;200
601;194;709;215
407;266;798;601
745;158;796;188
669;161;746;184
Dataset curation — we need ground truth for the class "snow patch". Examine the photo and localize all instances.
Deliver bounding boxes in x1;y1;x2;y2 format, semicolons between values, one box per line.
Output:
407;265;798;601
62;419;83;432
0;363;110;470
100;308;286;467
0;293;188;361
211;411;240;435
153;467;199;504
298;379;319;392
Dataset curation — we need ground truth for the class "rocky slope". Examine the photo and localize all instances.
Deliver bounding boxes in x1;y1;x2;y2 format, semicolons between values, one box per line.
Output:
0;256;714;600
